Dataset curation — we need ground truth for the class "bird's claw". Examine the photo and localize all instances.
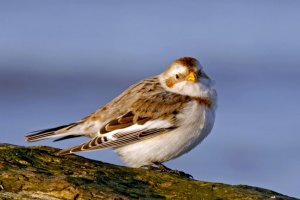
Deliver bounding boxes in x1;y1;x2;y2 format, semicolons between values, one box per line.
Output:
142;162;194;179
160;168;193;179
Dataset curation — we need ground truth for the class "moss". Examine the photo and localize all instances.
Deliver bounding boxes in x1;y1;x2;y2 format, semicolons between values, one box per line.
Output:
0;144;297;200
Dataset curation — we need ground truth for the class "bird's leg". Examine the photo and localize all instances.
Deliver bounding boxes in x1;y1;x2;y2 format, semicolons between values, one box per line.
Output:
153;162;193;179
141;164;159;171
153;162;172;171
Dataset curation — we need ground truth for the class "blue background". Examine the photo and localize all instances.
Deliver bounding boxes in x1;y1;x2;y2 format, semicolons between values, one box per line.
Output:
0;1;299;198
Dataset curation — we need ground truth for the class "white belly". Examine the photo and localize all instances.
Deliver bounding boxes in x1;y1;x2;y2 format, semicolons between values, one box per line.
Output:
115;101;216;167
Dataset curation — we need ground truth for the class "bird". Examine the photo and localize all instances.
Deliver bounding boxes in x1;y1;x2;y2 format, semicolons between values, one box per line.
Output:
25;57;217;177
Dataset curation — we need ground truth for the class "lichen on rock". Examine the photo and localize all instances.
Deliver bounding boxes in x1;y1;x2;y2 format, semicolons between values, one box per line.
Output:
0;144;297;200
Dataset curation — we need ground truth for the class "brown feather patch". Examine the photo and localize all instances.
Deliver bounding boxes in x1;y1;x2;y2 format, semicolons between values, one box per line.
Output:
192;97;212;108
174;57;198;68
100;111;151;134
165;77;175;88
118;116;133;124
105;122;134;132
118;112;134;124
136;117;150;125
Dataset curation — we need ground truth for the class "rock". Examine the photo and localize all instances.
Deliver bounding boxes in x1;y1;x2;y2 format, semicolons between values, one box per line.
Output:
0;144;297;200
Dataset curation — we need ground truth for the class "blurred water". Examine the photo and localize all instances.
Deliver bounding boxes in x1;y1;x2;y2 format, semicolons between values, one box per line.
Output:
0;1;299;198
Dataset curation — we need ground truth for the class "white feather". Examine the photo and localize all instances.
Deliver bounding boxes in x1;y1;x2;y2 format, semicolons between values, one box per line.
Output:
102;119;173;140
115;100;216;167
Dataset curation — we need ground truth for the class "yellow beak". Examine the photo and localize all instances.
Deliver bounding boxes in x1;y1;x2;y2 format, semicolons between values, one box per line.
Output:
186;71;197;82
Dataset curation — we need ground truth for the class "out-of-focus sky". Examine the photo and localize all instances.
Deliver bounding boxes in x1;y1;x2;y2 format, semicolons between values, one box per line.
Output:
0;1;299;198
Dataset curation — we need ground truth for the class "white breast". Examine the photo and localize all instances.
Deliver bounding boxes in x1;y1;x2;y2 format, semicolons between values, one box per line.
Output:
115;100;216;167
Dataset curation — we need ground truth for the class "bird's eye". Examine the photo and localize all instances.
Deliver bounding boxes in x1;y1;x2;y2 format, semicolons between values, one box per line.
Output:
175;74;179;79
197;70;202;76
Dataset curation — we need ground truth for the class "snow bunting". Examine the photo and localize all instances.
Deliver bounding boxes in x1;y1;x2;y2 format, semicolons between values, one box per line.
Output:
25;57;217;175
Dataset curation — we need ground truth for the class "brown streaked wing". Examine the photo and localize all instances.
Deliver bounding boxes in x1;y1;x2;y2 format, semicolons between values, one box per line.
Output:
100;111;151;134
57;128;173;155
81;76;189;130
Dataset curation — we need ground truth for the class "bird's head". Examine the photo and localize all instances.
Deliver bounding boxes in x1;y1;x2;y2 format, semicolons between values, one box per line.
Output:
160;57;213;97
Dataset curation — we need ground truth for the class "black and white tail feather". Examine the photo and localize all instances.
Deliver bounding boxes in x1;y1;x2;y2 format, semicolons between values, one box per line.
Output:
25;123;81;142
25;118;176;156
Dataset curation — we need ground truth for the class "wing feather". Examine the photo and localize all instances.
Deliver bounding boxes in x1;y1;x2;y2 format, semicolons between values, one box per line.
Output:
57;128;172;155
58;77;191;155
